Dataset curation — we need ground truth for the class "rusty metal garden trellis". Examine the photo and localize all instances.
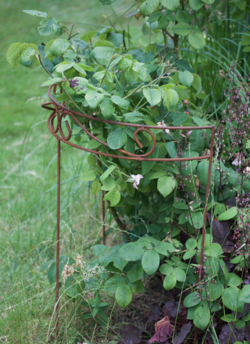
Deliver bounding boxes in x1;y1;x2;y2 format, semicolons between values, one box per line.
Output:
42;84;215;339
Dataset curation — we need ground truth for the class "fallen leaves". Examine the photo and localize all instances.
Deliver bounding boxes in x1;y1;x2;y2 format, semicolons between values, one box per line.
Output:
148;316;174;343
173;322;192;344
148;303;162;325
219;323;244;344
120;323;144;344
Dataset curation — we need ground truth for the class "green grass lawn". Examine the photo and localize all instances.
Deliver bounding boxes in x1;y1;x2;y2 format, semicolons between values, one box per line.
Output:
0;1;132;342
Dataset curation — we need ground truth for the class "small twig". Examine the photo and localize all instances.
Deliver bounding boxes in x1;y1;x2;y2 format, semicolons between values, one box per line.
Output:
69;31;80;40
173;221;195;238
37;54;54;78
123;29;127;49
109;206;131;242
166;31;174;40
69;24;75;38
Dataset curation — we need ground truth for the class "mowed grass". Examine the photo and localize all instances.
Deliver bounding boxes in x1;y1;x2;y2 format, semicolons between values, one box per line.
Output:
0;0;133;342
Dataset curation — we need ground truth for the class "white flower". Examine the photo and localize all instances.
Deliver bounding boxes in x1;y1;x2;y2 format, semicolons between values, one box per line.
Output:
157;121;170;134
127;174;143;189
244;167;250;175
232;153;242;166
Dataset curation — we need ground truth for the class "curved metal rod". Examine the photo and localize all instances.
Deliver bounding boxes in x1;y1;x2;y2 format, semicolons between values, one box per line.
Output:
47;112;211;162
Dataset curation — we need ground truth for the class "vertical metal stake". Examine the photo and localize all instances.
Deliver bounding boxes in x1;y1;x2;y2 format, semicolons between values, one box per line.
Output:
194;126;215;344
56;139;61;338
102;192;105;245
199;125;215;280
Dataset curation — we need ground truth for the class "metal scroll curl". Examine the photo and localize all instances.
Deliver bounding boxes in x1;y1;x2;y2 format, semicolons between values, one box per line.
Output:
42;84;214;163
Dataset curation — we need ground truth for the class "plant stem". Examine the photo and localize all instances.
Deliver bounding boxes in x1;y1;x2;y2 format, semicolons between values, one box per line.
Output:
109;206;131;242
99;49;116;87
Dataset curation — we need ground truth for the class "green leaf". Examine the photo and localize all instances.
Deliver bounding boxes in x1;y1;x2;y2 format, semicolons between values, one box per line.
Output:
73;64;86;75
186;238;197;250
202;0;215;3
101;177;116;191
94;40;115;48
40;259;56;271
176;9;192;22
157;176;176;197
169;89;179;108
188;212;203;229
222;287;243;311
226;273;242;287
123;112;144;123
175;85;189;101
159;264;174;275
142;250;160;275
38;18;61;36
142;145;159;174
100;97;115;119
193;307;210;330
165;142;177;158
140;0;160;16
207;280;224;300
183;292;201;308
172;113;188;125
41;78;64;87
113;256;128;271
70;77;88;94
22;10;47;17
56;61;74;73
183;250;196;260
100;165;116;183
173;268;186;282
155;242;175;255
111;95;130;110
81;170;96;181
192;74;202;94
47;262;64;284
118;242;144;261
107;128;127;150
159;87;172;110
49;38;69;56
161;0;180;11
217;207;238;221
93;244;109;256
115;285;132;308
104;275;124;293
188;32;205;49
189;0;203;10
65;275;85;298
163;274;176;290
239;285;250;303
148;11;162;23
92;179;101;194
143;88;162;107
205;243;223;258
103;190;121;207
18;46;37;67
220;314;235;322
128;279;144;293
127;265;144;283
196;160;211;187
6;42;26;68
172;22;191;36
158;15;169;29
179;70;194;87
85;91;104;109
92;46;114;65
